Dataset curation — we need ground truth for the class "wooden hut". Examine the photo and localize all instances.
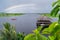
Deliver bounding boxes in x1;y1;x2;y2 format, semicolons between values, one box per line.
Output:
36;16;52;30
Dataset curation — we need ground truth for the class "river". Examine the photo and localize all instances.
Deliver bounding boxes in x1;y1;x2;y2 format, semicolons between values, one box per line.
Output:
0;13;58;34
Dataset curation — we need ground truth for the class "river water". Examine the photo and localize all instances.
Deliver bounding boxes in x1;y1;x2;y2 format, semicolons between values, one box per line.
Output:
0;13;58;34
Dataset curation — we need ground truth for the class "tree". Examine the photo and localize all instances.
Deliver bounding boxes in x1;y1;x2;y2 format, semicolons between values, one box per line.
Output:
51;0;60;23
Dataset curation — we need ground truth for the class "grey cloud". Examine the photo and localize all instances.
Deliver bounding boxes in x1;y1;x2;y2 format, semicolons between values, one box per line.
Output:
0;0;56;13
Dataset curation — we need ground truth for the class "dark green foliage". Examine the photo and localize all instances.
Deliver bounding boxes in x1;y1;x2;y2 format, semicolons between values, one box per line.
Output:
0;22;25;40
42;22;60;40
50;1;60;39
17;32;25;40
3;23;11;31
50;0;60;23
58;14;60;23
24;26;48;40
51;5;59;17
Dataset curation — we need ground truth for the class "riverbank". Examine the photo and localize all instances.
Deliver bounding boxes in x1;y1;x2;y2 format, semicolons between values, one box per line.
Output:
0;13;23;17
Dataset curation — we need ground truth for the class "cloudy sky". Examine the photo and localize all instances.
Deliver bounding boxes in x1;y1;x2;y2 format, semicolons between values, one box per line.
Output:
0;0;56;13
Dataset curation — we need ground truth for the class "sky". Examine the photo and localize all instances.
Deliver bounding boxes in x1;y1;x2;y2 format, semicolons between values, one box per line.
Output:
0;0;56;13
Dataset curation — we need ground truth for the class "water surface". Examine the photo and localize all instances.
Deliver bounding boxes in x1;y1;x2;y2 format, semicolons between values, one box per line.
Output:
0;13;58;34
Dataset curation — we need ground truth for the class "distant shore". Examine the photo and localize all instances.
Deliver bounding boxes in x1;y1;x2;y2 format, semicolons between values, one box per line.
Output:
0;13;23;17
0;13;59;17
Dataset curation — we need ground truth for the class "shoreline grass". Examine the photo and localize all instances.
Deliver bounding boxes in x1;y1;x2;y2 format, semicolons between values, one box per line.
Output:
0;13;24;17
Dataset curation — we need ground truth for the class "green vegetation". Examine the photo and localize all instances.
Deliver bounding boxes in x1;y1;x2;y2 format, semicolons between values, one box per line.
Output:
0;22;25;40
42;22;60;40
0;13;23;17
24;26;48;40
51;0;60;17
41;13;58;18
50;0;60;23
24;22;60;40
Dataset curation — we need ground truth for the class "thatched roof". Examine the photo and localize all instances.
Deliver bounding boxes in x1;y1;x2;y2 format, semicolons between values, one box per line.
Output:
36;16;52;30
37;16;52;21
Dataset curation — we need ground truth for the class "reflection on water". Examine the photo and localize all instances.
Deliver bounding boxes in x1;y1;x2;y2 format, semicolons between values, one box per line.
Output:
0;14;58;34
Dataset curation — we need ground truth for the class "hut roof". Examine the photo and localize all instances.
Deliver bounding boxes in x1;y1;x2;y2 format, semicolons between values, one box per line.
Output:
37;16;52;21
